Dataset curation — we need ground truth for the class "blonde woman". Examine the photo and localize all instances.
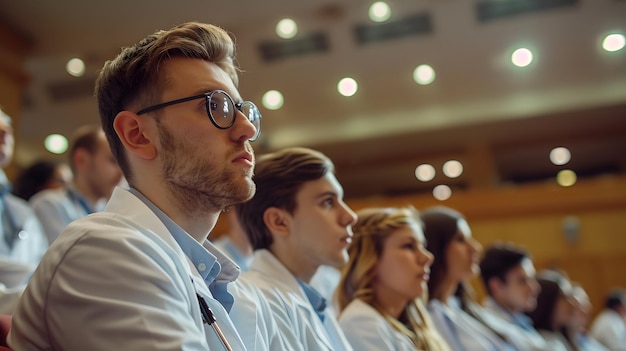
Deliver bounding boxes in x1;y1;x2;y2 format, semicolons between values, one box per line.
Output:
337;206;450;351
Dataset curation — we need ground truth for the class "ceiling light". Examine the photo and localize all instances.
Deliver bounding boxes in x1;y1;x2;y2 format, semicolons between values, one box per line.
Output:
511;48;533;67
337;77;358;97
415;164;435;182
433;185;452;201
276;18;298;39
44;134;68;154
66;58;85;77
556;169;577;187
413;64;436;85
369;2;391;23
443;160;463;178
602;33;625;52
262;90;284;110
550;147;571;166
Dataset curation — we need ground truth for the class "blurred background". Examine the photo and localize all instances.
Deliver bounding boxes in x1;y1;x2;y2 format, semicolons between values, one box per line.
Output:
1;0;625;316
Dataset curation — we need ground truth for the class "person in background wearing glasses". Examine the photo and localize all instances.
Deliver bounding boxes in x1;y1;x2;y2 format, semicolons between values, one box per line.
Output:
9;22;269;351
0;108;48;314
231;147;356;351
29;125;123;244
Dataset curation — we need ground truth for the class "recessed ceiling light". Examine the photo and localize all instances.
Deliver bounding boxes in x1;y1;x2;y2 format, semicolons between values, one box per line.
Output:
66;58;85;77
276;18;298;39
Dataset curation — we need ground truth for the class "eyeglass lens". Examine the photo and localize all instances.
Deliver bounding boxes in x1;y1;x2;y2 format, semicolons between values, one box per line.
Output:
206;91;261;141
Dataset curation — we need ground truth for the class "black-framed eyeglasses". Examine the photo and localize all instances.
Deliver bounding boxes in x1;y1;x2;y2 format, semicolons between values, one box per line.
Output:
136;89;262;142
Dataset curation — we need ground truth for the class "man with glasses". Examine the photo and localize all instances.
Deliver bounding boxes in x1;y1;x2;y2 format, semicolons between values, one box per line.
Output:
9;22;273;351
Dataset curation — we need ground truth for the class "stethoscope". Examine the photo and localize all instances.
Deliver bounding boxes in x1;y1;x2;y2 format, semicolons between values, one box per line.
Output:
196;292;233;351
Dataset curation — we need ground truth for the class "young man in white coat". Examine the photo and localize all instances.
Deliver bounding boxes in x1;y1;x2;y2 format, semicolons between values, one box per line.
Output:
232;147;357;351
8;22;279;351
30;126;123;244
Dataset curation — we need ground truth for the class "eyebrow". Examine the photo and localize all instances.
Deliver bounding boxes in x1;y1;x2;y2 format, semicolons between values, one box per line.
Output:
315;191;340;199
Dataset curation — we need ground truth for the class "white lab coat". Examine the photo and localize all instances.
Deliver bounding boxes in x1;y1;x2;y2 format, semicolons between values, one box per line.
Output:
589;309;626;351
8;187;247;351
228;278;289;350
339;298;416;351
239;249;353;351
0;189;48;314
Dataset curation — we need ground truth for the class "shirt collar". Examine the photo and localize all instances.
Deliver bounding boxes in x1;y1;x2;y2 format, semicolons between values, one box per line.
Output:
0;170;11;197
128;188;219;283
297;279;327;322
128;188;241;311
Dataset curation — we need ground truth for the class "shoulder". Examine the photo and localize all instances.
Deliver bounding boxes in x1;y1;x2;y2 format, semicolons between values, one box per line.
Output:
5;193;34;212
29;188;67;206
339;300;401;350
339;299;390;331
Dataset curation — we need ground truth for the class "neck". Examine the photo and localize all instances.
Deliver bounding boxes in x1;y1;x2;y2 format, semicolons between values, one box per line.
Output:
373;285;409;319
229;232;253;257
438;277;460;305
269;243;318;283
492;295;518;314
134;182;220;243
73;177;99;205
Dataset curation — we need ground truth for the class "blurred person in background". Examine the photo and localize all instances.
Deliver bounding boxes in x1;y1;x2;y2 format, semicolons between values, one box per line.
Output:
213;208;253;271
0;108;48;313
564;284;608;351
526;270;576;351
13;160;71;201
479;243;561;351
421;206;514;351
337;206;450;351
30;125;122;243
589;289;626;350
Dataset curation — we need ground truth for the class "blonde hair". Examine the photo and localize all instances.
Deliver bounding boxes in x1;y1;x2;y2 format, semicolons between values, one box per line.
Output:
337;206;450;351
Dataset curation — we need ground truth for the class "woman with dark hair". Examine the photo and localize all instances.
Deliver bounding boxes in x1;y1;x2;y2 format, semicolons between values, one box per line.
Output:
421;206;514;351
12;160;70;201
527;270;577;351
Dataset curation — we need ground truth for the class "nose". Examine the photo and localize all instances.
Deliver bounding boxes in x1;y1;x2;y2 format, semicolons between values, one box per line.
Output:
470;237;482;254
420;247;435;267
530;277;540;294
232;110;258;143
341;201;358;227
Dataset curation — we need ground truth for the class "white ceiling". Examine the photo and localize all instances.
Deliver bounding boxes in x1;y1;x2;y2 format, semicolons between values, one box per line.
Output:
1;0;625;198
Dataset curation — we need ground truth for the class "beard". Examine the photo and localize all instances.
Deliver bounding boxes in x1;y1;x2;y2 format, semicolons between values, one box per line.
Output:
158;125;255;216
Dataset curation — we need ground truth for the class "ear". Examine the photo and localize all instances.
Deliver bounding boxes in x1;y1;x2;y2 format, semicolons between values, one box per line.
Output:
113;111;156;160
263;207;291;238
72;148;90;172
488;277;504;296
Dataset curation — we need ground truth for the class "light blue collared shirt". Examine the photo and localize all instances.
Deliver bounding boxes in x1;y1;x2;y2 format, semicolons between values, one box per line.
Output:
297;279;327;322
128;188;234;311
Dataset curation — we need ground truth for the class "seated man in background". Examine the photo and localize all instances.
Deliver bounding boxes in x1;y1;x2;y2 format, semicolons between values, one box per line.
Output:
0;108;48;314
232;147;356;351
30;125;122;243
213;208;253;271
479;243;557;351
590;289;626;350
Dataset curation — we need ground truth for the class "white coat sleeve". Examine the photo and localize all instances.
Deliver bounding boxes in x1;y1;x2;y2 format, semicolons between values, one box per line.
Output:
10;219;208;351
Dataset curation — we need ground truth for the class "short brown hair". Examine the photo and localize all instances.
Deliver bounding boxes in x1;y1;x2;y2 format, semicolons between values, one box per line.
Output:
236;147;334;250
95;22;238;183
69;125;103;174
